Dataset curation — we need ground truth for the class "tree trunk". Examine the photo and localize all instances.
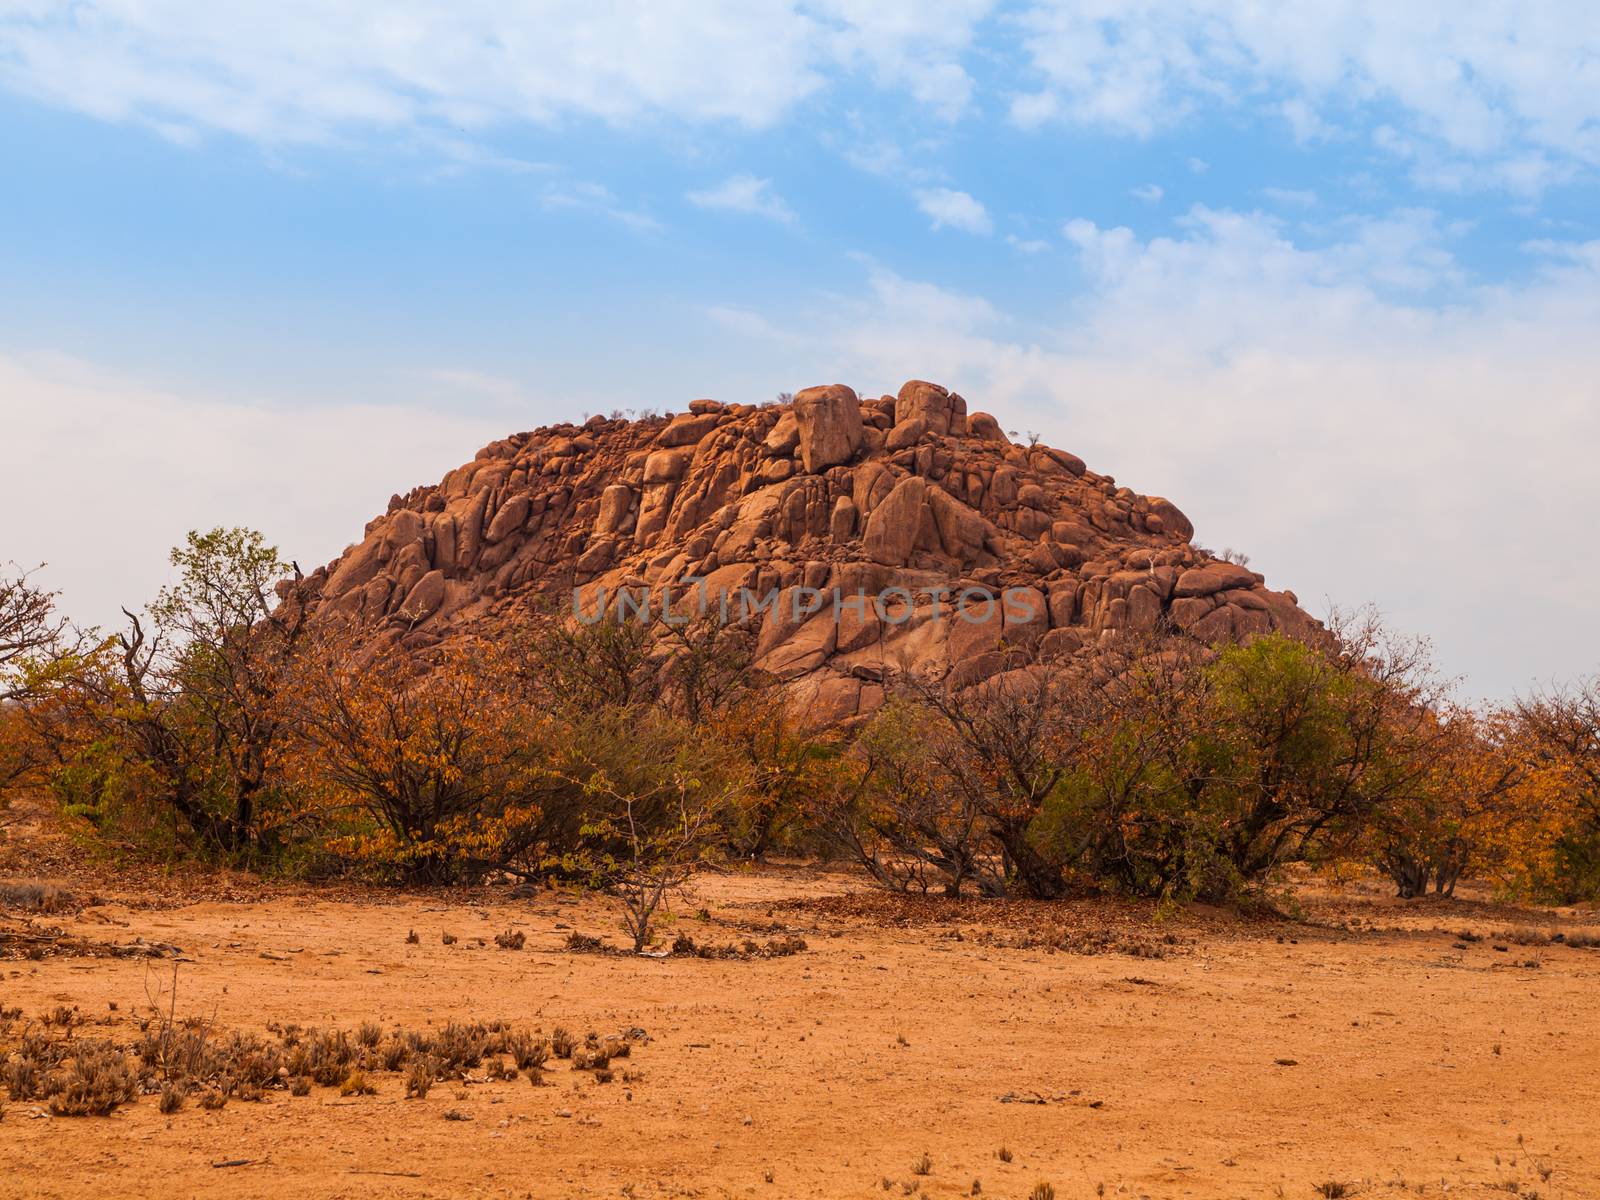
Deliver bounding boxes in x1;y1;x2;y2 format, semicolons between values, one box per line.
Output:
994;823;1066;899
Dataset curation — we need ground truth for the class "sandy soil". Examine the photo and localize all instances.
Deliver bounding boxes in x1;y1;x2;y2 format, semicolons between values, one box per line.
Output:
3;861;1599;1200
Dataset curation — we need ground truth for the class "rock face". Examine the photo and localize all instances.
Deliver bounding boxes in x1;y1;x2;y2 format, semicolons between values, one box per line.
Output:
792;384;864;473
290;379;1320;725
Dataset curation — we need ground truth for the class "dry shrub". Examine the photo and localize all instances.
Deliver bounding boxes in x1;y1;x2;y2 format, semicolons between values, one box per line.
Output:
404;1057;435;1099
494;929;525;950
5;1030;68;1099
550;1027;576;1059
428;1021;487;1073
1504;927;1553;946
505;1031;548;1072
378;1036;410;1071
564;932;604;953
0;880;81;914
668;933;808;960
339;1071;375;1097
0;1009;641;1116
46;1005;78;1028
304;1029;358;1087
47;1046;138;1116
211;1031;282;1088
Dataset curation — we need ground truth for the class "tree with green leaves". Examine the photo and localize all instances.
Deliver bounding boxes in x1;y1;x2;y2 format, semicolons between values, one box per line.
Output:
38;529;308;857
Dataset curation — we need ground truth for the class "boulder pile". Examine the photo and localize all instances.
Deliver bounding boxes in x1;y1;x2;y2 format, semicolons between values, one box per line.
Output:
290;380;1317;723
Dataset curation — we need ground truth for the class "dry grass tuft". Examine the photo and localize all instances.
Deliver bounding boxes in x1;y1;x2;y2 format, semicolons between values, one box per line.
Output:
0;880;82;914
667;933;809;959
0;991;647;1120
1503;927;1552;946
339;1071;376;1097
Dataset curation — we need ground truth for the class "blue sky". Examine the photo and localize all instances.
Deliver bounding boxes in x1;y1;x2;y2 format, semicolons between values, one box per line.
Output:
5;2;1600;700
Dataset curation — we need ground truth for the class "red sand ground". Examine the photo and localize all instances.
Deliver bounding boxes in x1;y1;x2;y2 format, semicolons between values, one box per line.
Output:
2;811;1597;1199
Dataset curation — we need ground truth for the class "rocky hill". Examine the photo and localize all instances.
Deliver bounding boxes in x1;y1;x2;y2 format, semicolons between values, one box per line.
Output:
290;380;1317;723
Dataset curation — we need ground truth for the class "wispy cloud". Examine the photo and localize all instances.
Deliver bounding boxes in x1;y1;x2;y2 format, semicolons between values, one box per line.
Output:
706;304;804;343
686;175;796;224
540;181;660;232
421;368;527;410
1262;186;1318;208
1131;183;1164;202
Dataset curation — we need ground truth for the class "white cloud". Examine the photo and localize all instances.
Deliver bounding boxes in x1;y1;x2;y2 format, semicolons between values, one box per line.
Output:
686;175;797;224
1131;182;1163;202
0;1;989;145
1011;1;1600;189
810;0;995;121
0;350;506;634
863;265;1003;330
1006;234;1050;254
915;187;993;234
1280;96;1334;144
776;210;1600;698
